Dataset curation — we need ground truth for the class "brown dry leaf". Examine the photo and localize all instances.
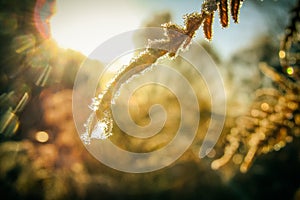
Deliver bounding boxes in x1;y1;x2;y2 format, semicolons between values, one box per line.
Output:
231;0;242;23
219;0;229;27
203;13;214;40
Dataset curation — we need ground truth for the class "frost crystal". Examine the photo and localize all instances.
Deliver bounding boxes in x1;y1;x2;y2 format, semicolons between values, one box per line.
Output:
202;0;218;14
88;97;101;111
91;121;112;140
80;132;91;145
80;109;113;145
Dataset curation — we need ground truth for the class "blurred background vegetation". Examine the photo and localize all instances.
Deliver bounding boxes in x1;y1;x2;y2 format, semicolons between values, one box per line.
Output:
0;0;300;199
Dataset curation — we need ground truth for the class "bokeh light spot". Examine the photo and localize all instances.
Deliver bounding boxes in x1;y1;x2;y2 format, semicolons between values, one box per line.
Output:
286;66;294;75
279;50;286;59
35;131;49;143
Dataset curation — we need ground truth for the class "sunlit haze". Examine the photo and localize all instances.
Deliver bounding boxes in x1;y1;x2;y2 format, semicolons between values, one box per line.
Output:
50;0;268;60
50;0;142;58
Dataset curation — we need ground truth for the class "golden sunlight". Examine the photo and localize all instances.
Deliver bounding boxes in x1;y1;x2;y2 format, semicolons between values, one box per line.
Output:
50;0;141;57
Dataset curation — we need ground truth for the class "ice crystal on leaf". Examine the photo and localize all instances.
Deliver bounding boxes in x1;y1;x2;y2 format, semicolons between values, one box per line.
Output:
80;0;244;144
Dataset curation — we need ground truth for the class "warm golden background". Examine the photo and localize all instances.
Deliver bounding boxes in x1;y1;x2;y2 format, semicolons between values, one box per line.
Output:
0;0;300;199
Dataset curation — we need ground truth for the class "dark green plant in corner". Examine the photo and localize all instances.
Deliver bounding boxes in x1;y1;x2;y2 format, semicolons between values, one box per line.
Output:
212;0;300;172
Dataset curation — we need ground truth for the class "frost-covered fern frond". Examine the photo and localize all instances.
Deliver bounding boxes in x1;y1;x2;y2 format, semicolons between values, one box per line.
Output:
80;0;244;144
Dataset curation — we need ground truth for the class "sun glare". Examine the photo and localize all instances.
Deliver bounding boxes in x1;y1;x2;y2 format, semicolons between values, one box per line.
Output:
50;0;141;59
